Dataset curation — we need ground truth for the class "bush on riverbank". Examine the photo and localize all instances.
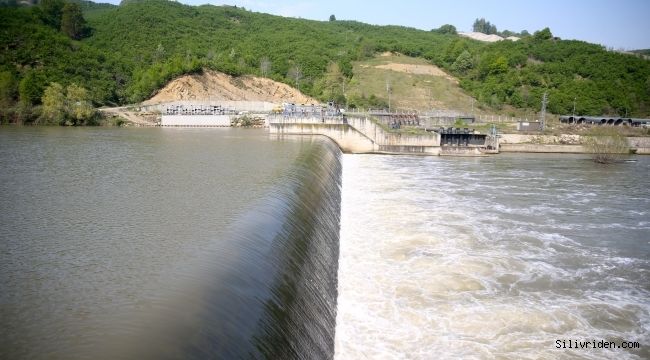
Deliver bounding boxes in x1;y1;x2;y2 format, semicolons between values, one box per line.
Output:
584;127;630;163
41;82;98;125
231;115;265;127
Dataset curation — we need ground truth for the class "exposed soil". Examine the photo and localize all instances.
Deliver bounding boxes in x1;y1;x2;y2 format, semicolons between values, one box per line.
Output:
99;106;158;126
144;69;317;104
373;63;459;84
458;32;519;43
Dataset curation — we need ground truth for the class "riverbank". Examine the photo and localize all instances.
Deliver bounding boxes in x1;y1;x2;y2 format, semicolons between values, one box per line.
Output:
3;120;650;155
499;134;650;154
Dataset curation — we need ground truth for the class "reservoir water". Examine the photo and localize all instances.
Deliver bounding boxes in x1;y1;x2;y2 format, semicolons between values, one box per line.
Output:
1;127;648;359
0;127;340;359
336;153;649;359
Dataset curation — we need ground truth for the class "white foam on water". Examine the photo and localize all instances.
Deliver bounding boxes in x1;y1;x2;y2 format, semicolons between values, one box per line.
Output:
335;154;650;359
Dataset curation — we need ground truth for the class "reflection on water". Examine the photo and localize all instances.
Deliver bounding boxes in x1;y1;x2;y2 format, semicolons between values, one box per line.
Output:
0;127;340;359
336;153;649;359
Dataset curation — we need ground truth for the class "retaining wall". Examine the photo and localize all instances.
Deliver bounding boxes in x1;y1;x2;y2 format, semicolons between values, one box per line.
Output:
161;115;231;127
499;144;587;153
499;134;650;154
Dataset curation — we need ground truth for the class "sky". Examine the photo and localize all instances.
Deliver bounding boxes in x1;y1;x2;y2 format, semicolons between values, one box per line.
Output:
106;0;650;50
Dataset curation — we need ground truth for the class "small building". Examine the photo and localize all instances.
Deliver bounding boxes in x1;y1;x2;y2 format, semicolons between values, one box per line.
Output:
436;127;487;147
516;121;543;132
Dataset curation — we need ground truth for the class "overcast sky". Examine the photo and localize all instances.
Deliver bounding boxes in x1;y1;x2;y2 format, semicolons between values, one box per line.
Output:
105;0;650;50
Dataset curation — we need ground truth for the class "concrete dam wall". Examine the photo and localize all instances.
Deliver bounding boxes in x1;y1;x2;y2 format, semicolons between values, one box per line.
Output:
269;123;377;153
269;116;442;155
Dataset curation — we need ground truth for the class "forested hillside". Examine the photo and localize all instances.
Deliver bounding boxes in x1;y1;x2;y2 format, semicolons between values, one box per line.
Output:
1;0;649;124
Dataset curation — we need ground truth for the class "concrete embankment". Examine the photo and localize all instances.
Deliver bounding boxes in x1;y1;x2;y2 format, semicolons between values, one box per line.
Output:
500;144;587;153
499;134;650;154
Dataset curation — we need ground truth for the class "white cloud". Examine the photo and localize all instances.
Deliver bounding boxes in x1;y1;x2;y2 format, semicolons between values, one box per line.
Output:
199;0;317;19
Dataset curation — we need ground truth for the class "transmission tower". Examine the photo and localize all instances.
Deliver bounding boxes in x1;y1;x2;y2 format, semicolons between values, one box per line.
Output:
540;91;548;131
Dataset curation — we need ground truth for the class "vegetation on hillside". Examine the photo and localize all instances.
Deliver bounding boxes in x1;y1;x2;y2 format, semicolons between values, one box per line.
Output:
442;30;650;116
1;0;649;125
345;55;476;112
471;18;530;38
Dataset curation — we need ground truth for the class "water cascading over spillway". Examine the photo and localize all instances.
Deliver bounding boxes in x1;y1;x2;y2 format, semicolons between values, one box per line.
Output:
101;141;342;360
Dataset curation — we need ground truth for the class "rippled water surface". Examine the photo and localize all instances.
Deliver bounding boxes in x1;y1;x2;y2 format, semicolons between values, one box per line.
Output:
0;127;340;359
336;153;649;359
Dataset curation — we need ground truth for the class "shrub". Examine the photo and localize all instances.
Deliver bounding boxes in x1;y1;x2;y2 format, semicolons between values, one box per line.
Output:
583;127;630;163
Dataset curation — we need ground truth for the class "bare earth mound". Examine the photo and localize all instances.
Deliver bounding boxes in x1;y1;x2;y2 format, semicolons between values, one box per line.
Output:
144;69;317;104
374;63;459;84
458;32;520;43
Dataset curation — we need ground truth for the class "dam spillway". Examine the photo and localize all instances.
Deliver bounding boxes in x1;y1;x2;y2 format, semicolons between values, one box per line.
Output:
0;128;342;359
1;128;648;359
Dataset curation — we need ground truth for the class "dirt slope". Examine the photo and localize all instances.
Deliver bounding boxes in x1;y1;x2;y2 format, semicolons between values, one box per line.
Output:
349;54;477;112
144;70;317;104
372;63;459;84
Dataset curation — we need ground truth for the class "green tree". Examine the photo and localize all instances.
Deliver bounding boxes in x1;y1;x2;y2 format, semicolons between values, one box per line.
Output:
473;18;497;34
41;82;66;124
451;50;473;73
65;83;94;124
534;27;553;41
329;14;336;21
61;2;87;40
315;61;345;101
489;56;509;75
434;24;457;35
18;70;44;105
0;70;16;107
39;0;65;29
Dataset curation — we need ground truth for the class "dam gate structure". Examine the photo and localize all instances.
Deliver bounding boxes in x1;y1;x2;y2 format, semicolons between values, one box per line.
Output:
269;112;495;156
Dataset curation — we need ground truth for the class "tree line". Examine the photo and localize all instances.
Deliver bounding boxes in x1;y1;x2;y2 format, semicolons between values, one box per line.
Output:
1;0;649;125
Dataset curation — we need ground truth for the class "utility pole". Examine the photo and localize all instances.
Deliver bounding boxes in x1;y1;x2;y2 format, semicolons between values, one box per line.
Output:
540;91;548;131
572;97;576;117
386;78;392;112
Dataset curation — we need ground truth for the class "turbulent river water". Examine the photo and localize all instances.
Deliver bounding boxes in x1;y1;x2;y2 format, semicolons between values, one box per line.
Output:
1;127;648;359
336;153;649;359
